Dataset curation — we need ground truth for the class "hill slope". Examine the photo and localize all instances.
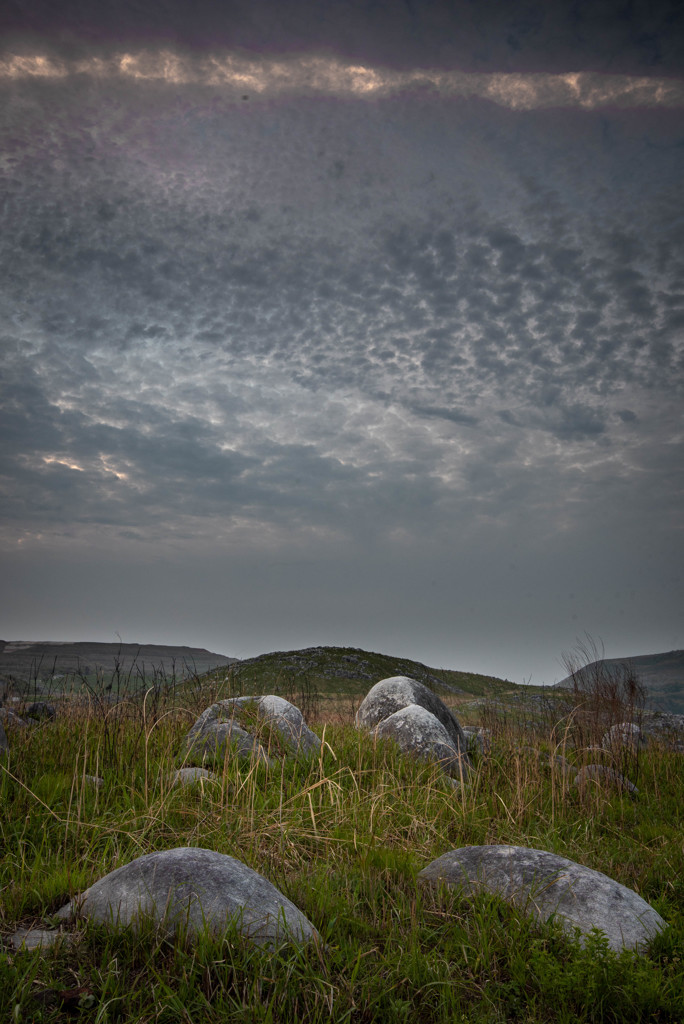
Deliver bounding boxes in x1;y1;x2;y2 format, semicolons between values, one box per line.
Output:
208;645;516;702
0;640;236;690
555;649;684;714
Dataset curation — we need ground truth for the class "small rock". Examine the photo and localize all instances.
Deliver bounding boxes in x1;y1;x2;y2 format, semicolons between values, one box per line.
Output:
602;722;645;753
184;695;319;767
185;708;272;768
26;701;57;721
574;764;638;795
462;727;491;756
0;708;28;729
172;767;217;788
10;927;73;952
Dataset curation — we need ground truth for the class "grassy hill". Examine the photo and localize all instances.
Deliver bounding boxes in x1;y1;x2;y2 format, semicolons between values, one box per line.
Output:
195;645;523;721
555;649;684;714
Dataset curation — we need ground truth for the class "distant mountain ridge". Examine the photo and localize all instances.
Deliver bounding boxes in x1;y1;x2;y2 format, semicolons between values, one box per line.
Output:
0;640;237;685
554;649;684;714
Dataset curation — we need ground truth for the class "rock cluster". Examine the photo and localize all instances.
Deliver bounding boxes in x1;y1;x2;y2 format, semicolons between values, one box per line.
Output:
356;676;470;779
184;695;320;767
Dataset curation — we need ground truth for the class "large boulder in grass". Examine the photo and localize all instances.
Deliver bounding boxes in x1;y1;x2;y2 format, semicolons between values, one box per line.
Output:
356;676;469;758
185;710;272;768
246;695;320;756
374;705;470;780
55;847;317;948
184;695;319;767
418;845;666;953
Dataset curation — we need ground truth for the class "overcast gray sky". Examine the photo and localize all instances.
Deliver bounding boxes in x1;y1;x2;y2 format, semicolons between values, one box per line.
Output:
1;1;682;684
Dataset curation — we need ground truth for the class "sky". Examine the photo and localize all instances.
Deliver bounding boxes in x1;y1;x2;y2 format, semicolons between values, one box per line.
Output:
1;1;682;685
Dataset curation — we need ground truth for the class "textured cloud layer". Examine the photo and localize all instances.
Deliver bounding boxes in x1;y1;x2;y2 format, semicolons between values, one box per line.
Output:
1;13;683;678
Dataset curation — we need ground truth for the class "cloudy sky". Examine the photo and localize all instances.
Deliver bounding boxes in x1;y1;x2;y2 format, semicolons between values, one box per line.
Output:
1;1;682;684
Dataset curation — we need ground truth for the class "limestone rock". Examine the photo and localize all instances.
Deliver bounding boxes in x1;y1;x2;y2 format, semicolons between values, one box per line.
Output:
640;713;684;751
184;706;272;768
418;845;666;953
26;701;57;721
0;707;28;729
10;927;73;952
356;676;468;757
55;847;317;948
184;695;319;767
462;726;491;756
374;704;470;780
250;694;320;756
602;722;645;753
574;764;638;795
172;767;217;788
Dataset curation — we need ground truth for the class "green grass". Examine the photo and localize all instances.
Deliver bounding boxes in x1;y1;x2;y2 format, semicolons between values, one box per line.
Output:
1;679;683;1023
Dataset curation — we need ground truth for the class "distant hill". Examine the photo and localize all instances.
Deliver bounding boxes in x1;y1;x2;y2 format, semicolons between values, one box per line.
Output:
208;645;516;700
0;640;237;692
554;650;684;714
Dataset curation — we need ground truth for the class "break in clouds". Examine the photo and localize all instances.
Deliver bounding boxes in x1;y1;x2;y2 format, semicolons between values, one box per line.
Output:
1;23;683;680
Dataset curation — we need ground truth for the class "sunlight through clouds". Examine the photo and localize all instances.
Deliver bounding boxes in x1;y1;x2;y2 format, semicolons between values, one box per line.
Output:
1;50;682;108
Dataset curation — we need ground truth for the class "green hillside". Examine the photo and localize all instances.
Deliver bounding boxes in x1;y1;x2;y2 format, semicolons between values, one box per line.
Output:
197;645;521;715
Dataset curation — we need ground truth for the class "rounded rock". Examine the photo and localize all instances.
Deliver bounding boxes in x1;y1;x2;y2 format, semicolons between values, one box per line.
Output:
418;844;665;953
55;847;318;948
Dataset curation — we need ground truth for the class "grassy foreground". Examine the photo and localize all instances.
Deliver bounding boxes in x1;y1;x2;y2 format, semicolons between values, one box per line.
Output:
1;678;683;1023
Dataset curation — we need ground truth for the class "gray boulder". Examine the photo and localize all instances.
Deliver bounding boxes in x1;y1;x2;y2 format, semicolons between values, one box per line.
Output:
356;676;468;757
26;701;57;721
245;695;320;756
55;847;317;948
374;704;470;780
0;707;28;729
171;767;217;788
10;927;73;952
185;707;272;768
574;764;638;795
602;722;645;753
462;726;491;756
418;845;666;953
184;695;319;768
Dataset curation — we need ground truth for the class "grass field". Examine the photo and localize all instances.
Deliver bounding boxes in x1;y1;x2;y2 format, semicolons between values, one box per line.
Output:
1;652;683;1022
